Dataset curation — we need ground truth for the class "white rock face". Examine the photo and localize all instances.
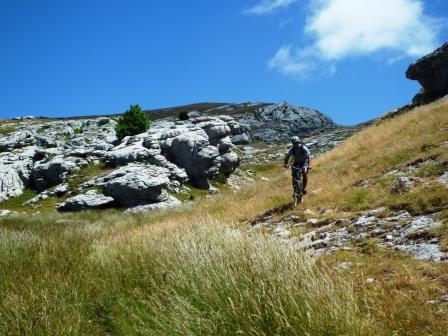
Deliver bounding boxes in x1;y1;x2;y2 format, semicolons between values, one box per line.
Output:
0;167;24;201
0;147;36;201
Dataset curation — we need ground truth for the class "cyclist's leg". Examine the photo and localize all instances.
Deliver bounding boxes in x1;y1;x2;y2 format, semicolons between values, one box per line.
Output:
300;163;308;193
291;168;298;191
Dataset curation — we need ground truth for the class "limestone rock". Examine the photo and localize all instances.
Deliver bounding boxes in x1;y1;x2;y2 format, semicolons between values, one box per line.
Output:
32;156;87;192
125;195;181;212
220;151;240;175
102;164;170;206
0;131;35;152
58;190;114;212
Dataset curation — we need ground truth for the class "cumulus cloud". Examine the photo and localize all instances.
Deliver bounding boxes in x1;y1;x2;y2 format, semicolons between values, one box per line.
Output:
244;0;297;15
269;0;441;77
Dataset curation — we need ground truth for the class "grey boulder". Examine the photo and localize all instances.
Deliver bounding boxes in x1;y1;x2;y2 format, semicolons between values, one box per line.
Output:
164;130;221;188
0;148;36;201
220;151;241;175
57;190;114;212
125;195;181;213
0;167;25;201
32;156;87;192
0;131;35;152
103;164;170;206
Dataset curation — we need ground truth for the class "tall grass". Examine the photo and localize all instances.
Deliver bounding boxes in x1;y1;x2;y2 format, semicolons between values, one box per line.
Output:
0;215;369;335
92;222;367;335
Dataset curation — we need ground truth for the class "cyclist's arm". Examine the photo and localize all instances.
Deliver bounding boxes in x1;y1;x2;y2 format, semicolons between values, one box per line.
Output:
303;145;311;168
284;148;292;166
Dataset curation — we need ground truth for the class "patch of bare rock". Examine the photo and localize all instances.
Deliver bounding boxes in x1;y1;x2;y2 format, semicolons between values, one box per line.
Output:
251;207;447;262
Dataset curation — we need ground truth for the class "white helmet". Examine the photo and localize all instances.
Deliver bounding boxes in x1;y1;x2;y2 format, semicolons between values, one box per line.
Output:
291;136;301;144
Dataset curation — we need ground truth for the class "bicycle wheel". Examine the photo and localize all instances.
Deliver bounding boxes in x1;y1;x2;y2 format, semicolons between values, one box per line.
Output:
294;179;303;206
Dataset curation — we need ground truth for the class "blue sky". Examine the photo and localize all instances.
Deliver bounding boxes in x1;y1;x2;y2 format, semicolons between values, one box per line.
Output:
0;0;447;124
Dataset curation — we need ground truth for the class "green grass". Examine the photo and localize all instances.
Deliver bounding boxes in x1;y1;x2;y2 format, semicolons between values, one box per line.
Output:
0;125;16;135
0;189;37;210
36;124;51;133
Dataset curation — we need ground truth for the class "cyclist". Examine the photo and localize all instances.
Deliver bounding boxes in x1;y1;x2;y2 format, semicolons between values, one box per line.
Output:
284;136;311;194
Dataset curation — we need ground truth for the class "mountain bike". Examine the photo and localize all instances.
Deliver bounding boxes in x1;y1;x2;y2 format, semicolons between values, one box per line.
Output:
290;166;306;206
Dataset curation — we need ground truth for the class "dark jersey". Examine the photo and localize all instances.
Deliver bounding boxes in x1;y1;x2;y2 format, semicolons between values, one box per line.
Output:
285;145;310;165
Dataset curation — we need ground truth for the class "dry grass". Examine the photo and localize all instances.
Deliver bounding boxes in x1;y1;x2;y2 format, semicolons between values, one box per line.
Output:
304;100;448;212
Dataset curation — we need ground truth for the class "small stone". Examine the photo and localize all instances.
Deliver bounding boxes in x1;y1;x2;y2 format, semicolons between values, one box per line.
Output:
260;177;270;181
209;186;220;194
437;172;448;187
273;227;291;238
304;209;315;216
386;234;394;241
307;218;318;225
0;209;11;217
353;215;376;227
310;188;322;195
441;295;448;302
391;176;413;194
426;300;439;305
365;278;375;284
337;262;351;269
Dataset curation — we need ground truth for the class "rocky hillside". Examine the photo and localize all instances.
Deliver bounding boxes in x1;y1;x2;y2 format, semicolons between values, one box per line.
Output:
250;99;448;263
145;102;335;144
0;101;340;214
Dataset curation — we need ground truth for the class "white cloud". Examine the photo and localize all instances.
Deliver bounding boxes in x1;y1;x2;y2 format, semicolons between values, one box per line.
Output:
244;0;297;15
269;0;441;77
268;45;316;77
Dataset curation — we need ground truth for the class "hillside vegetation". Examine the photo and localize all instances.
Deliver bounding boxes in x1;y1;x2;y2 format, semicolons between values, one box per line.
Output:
0;100;447;335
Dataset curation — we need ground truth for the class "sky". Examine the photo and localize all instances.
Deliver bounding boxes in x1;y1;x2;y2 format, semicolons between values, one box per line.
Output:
0;0;447;124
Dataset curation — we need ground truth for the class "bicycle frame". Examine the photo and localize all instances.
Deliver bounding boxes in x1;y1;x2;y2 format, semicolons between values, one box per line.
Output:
291;166;304;205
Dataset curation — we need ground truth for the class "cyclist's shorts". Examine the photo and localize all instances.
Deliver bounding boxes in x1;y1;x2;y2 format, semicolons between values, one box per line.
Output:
291;163;308;175
292;162;309;169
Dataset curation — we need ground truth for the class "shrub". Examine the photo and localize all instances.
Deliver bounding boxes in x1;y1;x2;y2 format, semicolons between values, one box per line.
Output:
115;105;150;140
178;111;189;120
97;118;110;127
74;127;83;134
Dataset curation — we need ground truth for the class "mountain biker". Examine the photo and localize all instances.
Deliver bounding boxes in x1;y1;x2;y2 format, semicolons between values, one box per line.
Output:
284;136;311;194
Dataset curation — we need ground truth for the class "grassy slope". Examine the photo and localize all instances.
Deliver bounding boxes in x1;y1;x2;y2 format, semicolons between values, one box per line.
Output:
0;100;447;335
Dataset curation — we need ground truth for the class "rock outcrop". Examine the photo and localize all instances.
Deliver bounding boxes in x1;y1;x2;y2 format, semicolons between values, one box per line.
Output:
0;148;36;201
0;100;337;211
0;111;251;211
232;102;334;143
406;42;448;105
58;190;114;212
102;164;170;206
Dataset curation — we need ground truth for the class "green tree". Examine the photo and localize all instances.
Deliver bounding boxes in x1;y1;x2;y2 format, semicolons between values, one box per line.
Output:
115;104;150;140
178;111;189;120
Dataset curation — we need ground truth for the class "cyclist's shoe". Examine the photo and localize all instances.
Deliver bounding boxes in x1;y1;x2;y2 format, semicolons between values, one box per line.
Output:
303;189;307;195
